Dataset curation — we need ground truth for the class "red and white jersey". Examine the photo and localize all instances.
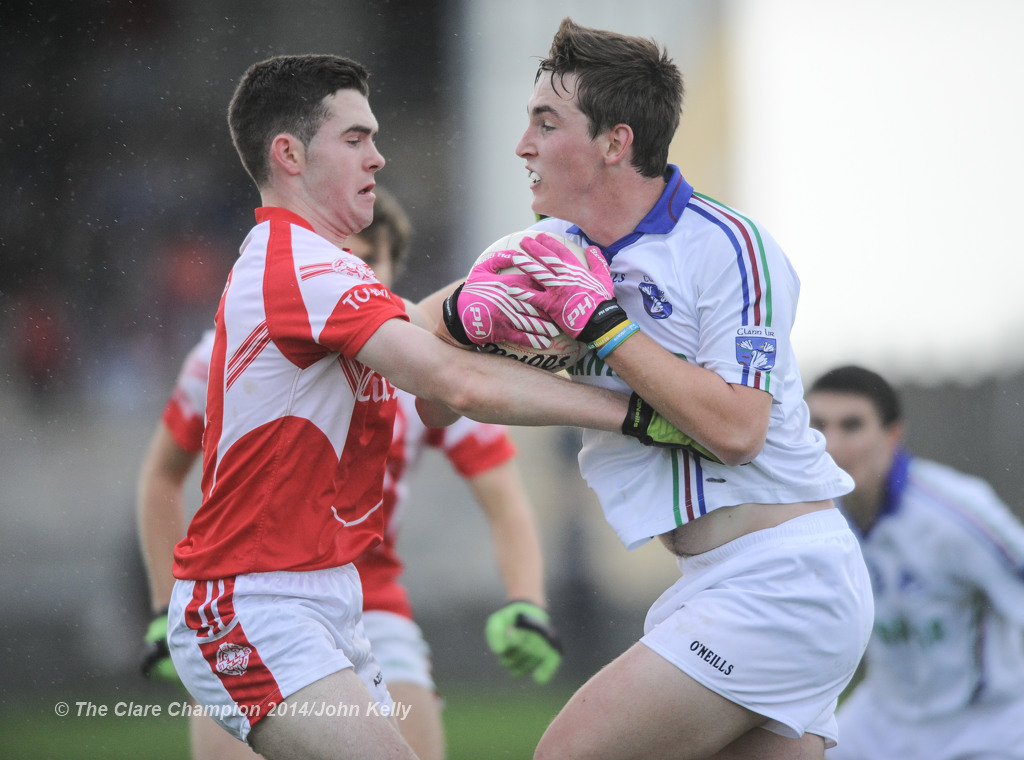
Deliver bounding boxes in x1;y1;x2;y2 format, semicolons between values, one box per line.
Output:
173;206;408;580
162;329;215;454
162;331;517;612
357;391;517;618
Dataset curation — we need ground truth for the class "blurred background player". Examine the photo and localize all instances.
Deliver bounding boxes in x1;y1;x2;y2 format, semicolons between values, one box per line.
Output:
137;187;562;760
806;365;1024;760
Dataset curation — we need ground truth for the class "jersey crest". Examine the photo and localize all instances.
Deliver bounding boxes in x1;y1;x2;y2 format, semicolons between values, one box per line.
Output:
735;327;777;371
639;280;673;319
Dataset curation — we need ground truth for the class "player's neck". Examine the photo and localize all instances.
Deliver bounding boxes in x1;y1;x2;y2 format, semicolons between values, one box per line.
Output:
259;187;353;249
575;172;666;247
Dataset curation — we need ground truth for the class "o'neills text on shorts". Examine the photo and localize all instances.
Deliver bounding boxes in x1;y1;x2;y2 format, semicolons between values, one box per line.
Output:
690;640;734;675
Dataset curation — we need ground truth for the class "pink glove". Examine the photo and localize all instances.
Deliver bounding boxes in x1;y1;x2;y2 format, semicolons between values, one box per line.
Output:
442;250;561;349
509;233;626;344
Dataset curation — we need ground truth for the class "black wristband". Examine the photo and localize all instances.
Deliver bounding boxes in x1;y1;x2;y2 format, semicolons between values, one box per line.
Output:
577;299;629;345
621;391;654;444
441;282;474;346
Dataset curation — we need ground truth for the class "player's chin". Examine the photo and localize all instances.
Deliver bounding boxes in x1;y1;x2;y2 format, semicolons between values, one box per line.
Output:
530;193;552;219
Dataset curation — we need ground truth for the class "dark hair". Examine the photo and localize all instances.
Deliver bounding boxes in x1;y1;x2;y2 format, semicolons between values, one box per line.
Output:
536;18;684;178
228;54;371;187
361;186;413;275
808;365;902;427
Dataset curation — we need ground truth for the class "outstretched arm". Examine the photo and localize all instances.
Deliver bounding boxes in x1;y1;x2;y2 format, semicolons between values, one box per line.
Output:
357;317;629;432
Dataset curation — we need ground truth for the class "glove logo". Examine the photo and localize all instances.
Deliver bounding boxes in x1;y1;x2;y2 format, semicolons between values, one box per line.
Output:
639;282;672;319
215;642;253;676
461;302;493;340
735;328;777;371
562;292;596;333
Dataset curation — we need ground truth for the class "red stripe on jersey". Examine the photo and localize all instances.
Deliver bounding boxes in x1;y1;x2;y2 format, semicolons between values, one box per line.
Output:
225;321;270;391
683;456;697;522
691;195;766;329
264;220;327;369
180;416;387;576
197;622;282;727
338;354;365;398
713;205;763;327
298;263;336;280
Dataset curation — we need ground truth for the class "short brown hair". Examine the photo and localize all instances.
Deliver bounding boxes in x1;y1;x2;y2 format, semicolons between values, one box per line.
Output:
228;54;371;187
809;365;903;428
536;18;684;178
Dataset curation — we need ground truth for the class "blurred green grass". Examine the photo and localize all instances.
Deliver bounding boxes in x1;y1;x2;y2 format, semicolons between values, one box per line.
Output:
0;686;571;760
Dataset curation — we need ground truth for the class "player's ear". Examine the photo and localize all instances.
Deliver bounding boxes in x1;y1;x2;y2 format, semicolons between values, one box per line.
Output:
603;124;633;166
885;420;904;450
269;133;305;177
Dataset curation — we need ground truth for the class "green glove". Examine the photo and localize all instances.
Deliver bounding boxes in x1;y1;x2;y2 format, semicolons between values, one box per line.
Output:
485;601;562;685
621;392;724;463
140;611;182;685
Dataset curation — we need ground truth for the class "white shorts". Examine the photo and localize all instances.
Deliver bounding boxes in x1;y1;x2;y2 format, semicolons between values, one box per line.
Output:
167;564;393;744
361;610;436;691
640;509;873;749
827;685;1024;760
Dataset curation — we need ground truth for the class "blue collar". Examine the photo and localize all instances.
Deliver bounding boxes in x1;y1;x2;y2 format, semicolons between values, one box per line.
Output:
839;448;912;538
567;165;693;259
881;448;913;518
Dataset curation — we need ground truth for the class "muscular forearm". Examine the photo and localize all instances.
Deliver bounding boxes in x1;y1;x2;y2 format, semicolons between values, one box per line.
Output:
362;319;629;432
445;351;628;431
604;331;770;465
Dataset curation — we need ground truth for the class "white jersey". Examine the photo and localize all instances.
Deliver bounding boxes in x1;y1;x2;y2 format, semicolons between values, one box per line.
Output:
533;166;852;549
844;451;1024;721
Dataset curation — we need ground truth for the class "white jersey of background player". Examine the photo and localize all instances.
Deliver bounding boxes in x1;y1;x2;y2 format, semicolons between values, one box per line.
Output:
807;365;1024;760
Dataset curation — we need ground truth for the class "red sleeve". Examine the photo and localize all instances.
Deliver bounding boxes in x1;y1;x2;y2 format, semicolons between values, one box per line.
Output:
161;391;204;453
444;427;518;478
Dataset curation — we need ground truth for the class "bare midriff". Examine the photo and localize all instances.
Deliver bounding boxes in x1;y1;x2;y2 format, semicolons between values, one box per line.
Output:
657;499;836;557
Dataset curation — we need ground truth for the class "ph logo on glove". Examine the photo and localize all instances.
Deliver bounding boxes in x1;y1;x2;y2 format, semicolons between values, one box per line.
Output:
563;293;597;334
